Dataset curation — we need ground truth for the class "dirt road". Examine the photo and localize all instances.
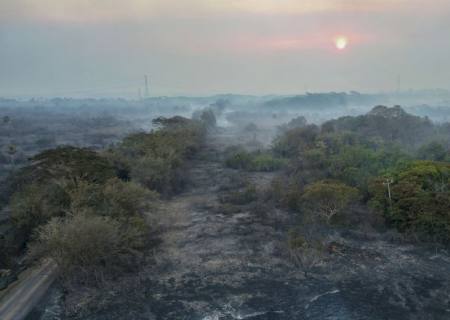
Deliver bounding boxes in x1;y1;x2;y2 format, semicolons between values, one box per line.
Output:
0;260;57;320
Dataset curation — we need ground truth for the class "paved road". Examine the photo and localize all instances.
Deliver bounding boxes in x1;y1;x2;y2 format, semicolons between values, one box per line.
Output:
0;260;57;320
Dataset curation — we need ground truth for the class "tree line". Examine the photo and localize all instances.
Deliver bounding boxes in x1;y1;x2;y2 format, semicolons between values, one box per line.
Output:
0;114;211;285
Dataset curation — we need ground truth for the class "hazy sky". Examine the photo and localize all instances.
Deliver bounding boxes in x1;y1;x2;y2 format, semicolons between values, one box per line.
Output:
1;0;450;97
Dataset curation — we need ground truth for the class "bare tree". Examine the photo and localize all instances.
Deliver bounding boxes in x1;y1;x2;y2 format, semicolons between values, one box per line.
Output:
288;227;327;278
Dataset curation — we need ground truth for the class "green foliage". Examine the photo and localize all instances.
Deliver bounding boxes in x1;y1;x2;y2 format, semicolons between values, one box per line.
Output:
110;116;206;195
28;213;146;282
274;127;410;198
251;153;287;171
8;147;159;271
300;180;359;224
68;178;157;220
272;125;320;158
322;106;436;150
225;147;286;172
11;183;70;236
369;161;450;242
272;107;450;241
27;146;116;185
5;115;206;279
130;155;184;195
417;141;449;161
328;144;410;191
225;147;253;169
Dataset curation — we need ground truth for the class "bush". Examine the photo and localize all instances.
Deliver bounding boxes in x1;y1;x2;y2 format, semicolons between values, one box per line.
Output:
225;147;286;172
110;116;206;195
250;153;287;171
225;148;253;170
130;155;184;195
28;213;147;283
68;178;157;220
272;125;320;158
11;182;70;237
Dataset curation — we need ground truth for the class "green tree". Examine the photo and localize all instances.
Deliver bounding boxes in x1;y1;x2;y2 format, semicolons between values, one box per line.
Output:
27;146;116;186
369;161;450;242
11;183;70;237
417;141;448;161
300;180;359;224
273;125;320;158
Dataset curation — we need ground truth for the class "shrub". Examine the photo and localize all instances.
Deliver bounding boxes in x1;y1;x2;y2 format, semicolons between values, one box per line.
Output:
225;148;253;170
68;178;157;220
250;153;287;172
225;147;286;172
272;125;320;158
28;213;147;283
111;116;206;195
130;155;184;195
11;182;70;237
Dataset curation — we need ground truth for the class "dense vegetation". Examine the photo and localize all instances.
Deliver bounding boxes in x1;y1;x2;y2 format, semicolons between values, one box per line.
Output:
1;103;449;298
0;115;209;284
369;161;450;242
272;106;450;245
107;116;206;195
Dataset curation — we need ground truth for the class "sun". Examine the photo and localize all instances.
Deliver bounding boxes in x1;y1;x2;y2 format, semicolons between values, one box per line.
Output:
334;36;348;50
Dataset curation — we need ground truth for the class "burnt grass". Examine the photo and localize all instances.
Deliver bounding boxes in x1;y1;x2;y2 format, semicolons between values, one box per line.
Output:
33;129;450;320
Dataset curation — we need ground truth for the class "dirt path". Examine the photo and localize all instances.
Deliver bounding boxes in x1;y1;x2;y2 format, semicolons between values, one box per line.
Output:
145;132;295;319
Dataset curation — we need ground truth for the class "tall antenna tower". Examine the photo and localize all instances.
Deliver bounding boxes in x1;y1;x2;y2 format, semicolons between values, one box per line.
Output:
144;75;150;98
